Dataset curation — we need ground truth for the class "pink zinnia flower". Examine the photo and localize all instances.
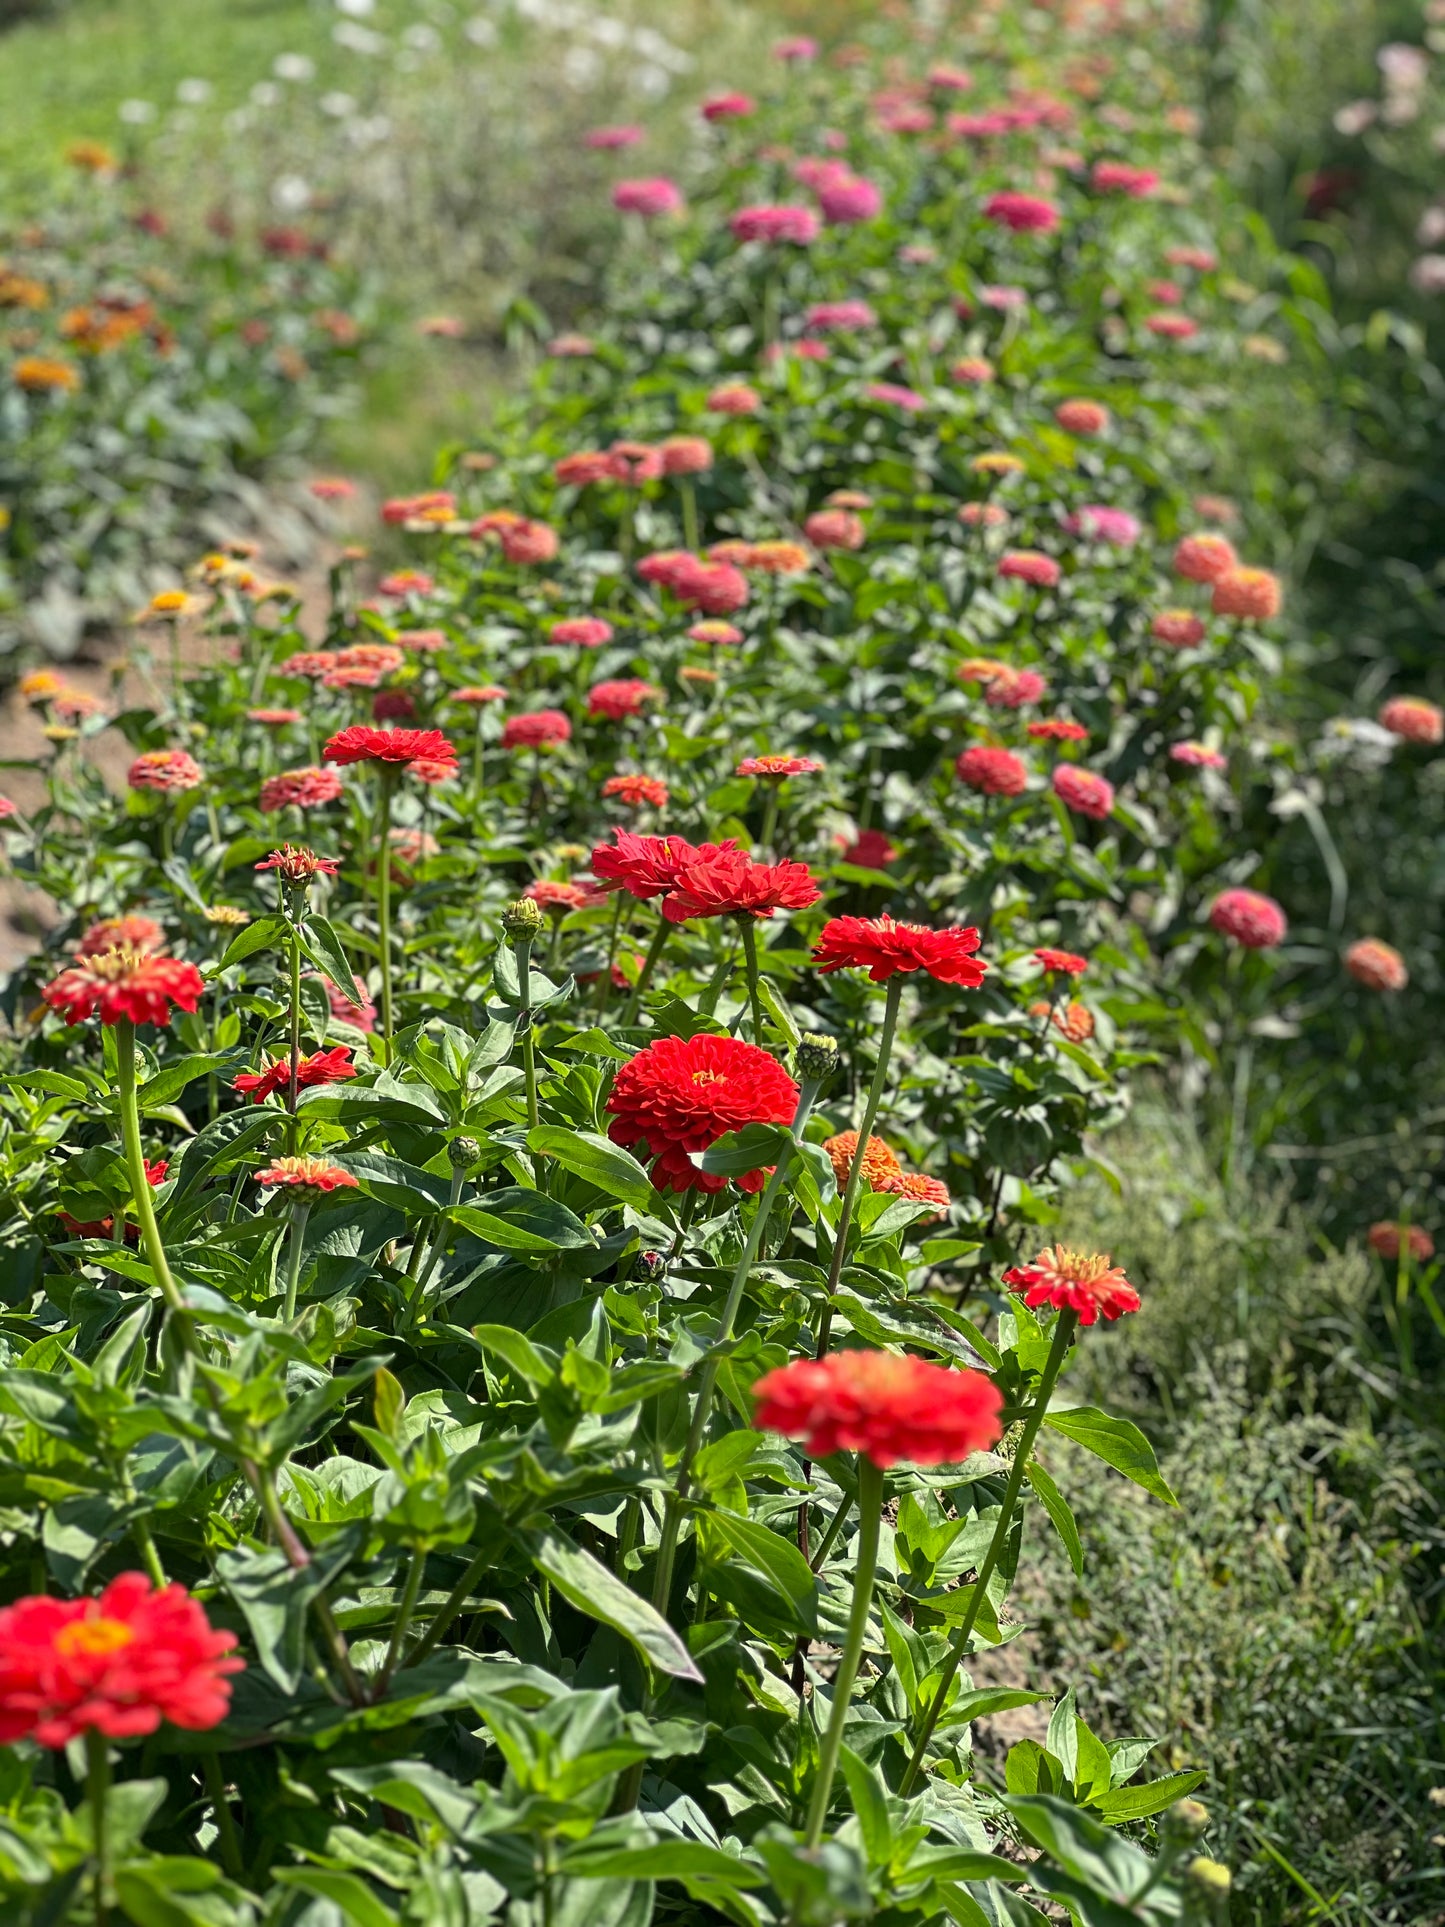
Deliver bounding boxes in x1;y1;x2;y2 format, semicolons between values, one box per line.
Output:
983;190;1060;233
1171;741;1227;770
865;382;927;411
702;92;754;121
806;299;876;332
730;204;819;244
1052;765;1114;820
818;176;882;224
586;124;643;149
1065;505;1141;545
550;617;614;649
1209;887;1287;948
998;550;1061;588
613;178;683;217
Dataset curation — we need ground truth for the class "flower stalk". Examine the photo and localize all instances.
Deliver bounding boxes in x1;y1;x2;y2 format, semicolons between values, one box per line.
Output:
87;1729;110;1927
804;1455;883;1845
373;767;398;1063
114;1018;187;1328
899;1307;1077;1794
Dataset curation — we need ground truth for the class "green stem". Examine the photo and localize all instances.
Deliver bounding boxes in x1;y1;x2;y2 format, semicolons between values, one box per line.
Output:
286;916;303;1155
131;1513;167;1588
516;935;540;1131
804;1456;883;1845
86;1731;110;1927
680;477;699;553
758;785;780;859
738;917;766;1044
647;1076;823;1624
377;1546;428;1694
115;1018;187;1326
622;914;671;1024
256;1466;366;1706
282;1199;312;1321
201;1752;244;1878
374;770;397;1064
403;1543;490;1668
595;894;626;1012
809;1488;854;1572
898;1309;1077;1795
814;976;903;1358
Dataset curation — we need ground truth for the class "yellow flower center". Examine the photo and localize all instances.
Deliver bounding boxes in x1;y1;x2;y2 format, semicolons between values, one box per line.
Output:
691;1070;725;1087
55;1616;134;1659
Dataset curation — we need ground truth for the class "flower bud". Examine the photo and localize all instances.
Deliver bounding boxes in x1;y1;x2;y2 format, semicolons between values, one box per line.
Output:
449;1136;481;1169
794;1031;838;1081
636;1249;668;1283
501;897;545;941
1164;1798;1210;1840
1187;1858;1231;1895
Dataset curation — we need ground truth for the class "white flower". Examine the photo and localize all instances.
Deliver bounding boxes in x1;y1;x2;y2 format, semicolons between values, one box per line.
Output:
1332;99;1377;136
250;80;282;106
464;16;496;43
176;78;213;105
320;91;357;116
274;52;317;82
1409;253;1445;293
118;99;157;124
562;44;601;84
636;63;671;97
1378;40;1429;88
334;0;376;13
403;22;441;49
271;175;312;213
1418;206;1445;246
334;19;386;50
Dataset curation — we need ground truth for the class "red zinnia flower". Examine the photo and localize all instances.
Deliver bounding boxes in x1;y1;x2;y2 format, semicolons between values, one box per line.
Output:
1379;695;1443;744
736;754;823;780
603;773;669;808
128;750;203;794
984;190;1060;232
592;830;706;899
1368;1221;1434;1263
998;550;1061;588
1035;947;1088;976
502;710;571;751
1209;887;1287;949
77;915;163;958
606;1032;800;1194
837;827;898;868
1344;938;1408;992
232;1046;357;1104
256;1157;358;1199
589;679;660;721
259;766;345;813
43;948;204;1028
255;845;340;885
662;848;822;923
1052;765;1114;820
323;726;458;773
813;915;987;986
550;617;614;649
1003;1245;1140;1325
1152;609;1207;648
752;1351;1003;1467
1028;719;1089;743
0;1574;242;1747
956;745;1027;795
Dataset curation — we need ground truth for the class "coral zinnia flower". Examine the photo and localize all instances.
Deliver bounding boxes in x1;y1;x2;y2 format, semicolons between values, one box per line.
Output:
232;1046;357;1104
248;707;302;726
1152;609;1207;648
673;558;750;615
1209;887;1286;948
660;435;713;475
377;570;434;598
77;915;163;958
688;619;743;645
44;947;204;1028
956;745;1027;795
259;766;344;813
555;451;616;487
589;680;660;721
1028;719;1089;743
823;1130;903;1189
1211;566;1281;620
878;1171;951;1220
606;1033;800;1194
985;668;1049;709
1367;1221;1433;1262
1344;939;1408;992
706;382;761;414
748;540;812;575
1174;534;1237;582
525;879;592;914
320;973;376;1031
256;1156;359;1198
128;750;204;794
736;754;823;780
803;508;865;552
951;356;995;384
752;1351;1003;1467
1003;1245;1140;1324
0;1574;242;1747
323;726;458;772
1035;947;1088;976
998;550;1061;588
1171;741;1227;769
603;773;669;808
279;651;338;679
813;915;987;986
1055;399;1110;435
662;848;821;923
255;846;340;885
502;709;571;751
1379;695;1443;744
1052;765;1114;820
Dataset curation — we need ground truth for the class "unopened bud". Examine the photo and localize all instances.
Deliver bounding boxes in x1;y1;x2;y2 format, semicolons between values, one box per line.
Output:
1187;1858;1231;1895
636;1250;668;1283
449;1136;481;1169
795;1031;838;1081
501;897;544;941
1161;1799;1209;1842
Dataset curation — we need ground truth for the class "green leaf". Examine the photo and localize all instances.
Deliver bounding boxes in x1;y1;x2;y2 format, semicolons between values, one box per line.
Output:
138;1053;245;1113
524;1529;703;1682
451;1189;592;1251
1028;1461;1083;1575
472;1323;556;1388
215;915;285;973
906;1846;1026;1885
113;1859;251;1927
1043;1407;1177;1505
561;1843;762;1886
1090;1770;1207;1824
839;1746;892;1867
302;914;362;1002
702;1509;819;1635
527;1126;658;1211
273;1868;399;1927
699;1122;792;1176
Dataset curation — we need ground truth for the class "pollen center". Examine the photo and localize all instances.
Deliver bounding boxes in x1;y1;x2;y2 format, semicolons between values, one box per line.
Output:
691;1069;725;1086
55;1616;134;1659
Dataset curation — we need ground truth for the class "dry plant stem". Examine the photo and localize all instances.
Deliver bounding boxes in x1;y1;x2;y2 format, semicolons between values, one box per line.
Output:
899;1308;1077;1795
804;1455;883;1846
647;1075;824;1625
814;974;903;1359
